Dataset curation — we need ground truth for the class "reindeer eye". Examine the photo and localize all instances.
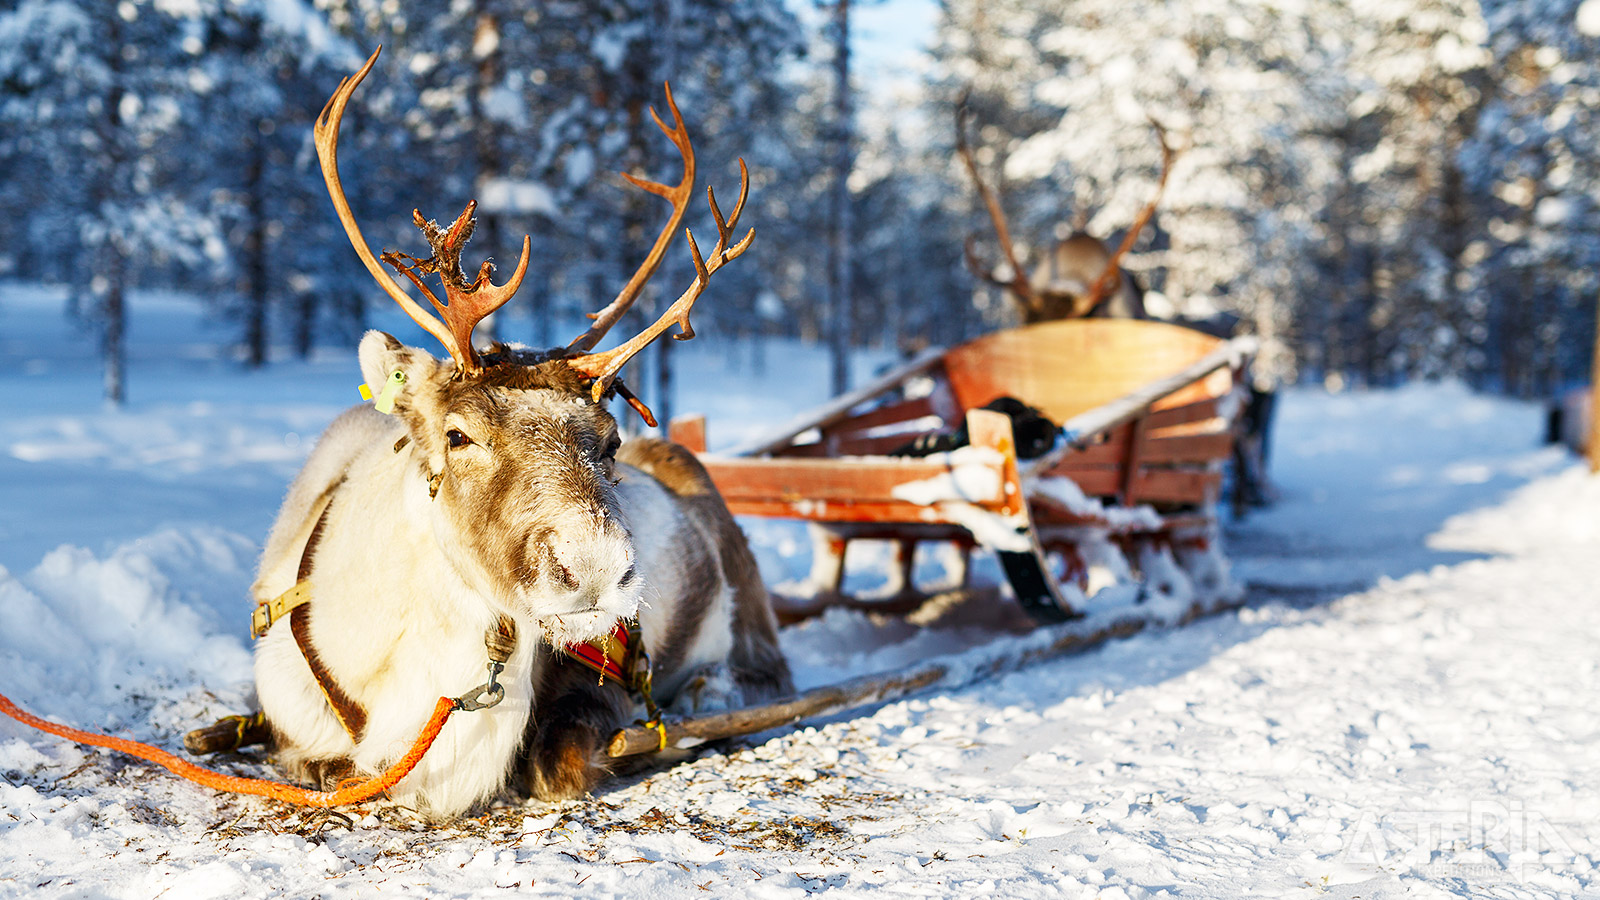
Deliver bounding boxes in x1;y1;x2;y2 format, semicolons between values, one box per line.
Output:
446;429;473;449
602;436;621;460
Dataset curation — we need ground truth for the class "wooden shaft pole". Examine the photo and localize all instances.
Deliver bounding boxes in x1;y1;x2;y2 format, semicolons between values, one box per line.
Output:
605;600;1239;758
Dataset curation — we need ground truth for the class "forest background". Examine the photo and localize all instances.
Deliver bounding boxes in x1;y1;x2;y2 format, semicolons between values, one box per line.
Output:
1;0;1596;419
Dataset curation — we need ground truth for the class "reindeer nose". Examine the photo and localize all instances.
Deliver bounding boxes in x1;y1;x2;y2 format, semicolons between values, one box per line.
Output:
538;530;635;610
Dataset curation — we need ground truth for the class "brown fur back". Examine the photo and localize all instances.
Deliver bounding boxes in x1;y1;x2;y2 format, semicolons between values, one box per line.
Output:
620;438;792;698
617;438;717;498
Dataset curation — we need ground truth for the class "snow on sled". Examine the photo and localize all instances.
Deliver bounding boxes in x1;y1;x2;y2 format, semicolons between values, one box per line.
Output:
606;319;1257;758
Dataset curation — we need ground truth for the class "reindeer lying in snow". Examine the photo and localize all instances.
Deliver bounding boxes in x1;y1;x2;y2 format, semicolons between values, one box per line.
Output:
249;49;791;819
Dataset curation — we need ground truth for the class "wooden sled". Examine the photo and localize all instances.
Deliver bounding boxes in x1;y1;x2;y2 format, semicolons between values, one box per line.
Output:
670;319;1258;626
603;320;1258;760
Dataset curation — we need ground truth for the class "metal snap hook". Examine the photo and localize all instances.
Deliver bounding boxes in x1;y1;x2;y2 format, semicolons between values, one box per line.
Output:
454;660;506;712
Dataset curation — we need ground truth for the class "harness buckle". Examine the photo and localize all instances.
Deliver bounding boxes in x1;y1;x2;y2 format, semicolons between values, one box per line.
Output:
454;660;506;712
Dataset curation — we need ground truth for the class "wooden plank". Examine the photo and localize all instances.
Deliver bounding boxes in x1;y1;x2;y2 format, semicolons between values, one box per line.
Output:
724;347;948;457
1157;513;1214;533
1047;426;1129;467
1027;466;1223;512
1034;467;1122;498
824;395;941;437
1129;468;1223;505
965;408;1027;518
1051;442;1121;467
831;433;929;457
706;458;963;504
703;455;1003;507
1146;397;1220;430
667;415;707;453
941;320;1234;424
1141;432;1234;465
723;499;972;524
1025;494;1111;527
1148;418;1228;440
766;442;832;458
709;409;1023;527
1120;416;1148;505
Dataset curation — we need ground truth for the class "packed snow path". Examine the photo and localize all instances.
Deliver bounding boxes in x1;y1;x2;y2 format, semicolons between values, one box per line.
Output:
2;292;1597;898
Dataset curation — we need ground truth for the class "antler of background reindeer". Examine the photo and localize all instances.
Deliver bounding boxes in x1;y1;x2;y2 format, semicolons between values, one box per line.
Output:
956;94;1179;318
314;47;752;426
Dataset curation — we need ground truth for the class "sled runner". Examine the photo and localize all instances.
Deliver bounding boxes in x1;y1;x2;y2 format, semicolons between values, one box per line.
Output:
670;319;1257;626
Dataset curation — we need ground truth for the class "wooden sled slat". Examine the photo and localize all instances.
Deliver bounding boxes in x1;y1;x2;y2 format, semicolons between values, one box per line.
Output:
825;395;941;436
830;433;931;457
668;415;708;454
706;457;991;505
723;499;980;525
1050;426;1131;467
1140;432;1235;465
1145;397;1221;430
1131;468;1223;505
1033;467;1122;497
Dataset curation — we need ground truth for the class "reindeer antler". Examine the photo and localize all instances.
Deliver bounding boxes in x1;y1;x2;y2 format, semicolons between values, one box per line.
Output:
315;47;532;375
1077;117;1180;316
562;86;753;426
566;160;753;426
566;84;697;356
955;94;1040;316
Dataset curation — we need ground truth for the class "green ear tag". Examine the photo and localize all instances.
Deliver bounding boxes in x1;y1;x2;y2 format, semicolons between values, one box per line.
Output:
374;371;407;415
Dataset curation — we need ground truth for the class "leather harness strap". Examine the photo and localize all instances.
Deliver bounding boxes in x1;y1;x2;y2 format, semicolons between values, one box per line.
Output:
255;485;371;743
296;500;335;581
251;484;340;640
290;604;368;742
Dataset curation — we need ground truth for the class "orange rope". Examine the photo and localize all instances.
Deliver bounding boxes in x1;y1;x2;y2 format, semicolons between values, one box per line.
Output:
0;690;456;807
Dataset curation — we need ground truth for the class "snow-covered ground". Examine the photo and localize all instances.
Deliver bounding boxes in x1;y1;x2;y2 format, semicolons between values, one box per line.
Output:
2;287;1597;899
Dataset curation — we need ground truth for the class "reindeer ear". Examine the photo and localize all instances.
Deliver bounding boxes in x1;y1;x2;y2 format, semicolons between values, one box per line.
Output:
358;330;438;413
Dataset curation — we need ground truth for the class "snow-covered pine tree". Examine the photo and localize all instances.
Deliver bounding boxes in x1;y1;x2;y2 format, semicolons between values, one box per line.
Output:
184;0;363;366
0;0;227;403
1332;0;1493;386
1462;0;1600;395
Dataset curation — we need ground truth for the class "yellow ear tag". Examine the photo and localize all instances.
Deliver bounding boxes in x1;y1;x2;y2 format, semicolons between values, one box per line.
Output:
374;371;407;415
357;383;373;401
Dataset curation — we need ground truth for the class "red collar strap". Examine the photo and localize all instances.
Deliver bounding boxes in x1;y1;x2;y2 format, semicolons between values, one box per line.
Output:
565;619;643;689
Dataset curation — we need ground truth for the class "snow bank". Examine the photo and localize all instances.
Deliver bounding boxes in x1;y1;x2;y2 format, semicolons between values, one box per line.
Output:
0;528;255;735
